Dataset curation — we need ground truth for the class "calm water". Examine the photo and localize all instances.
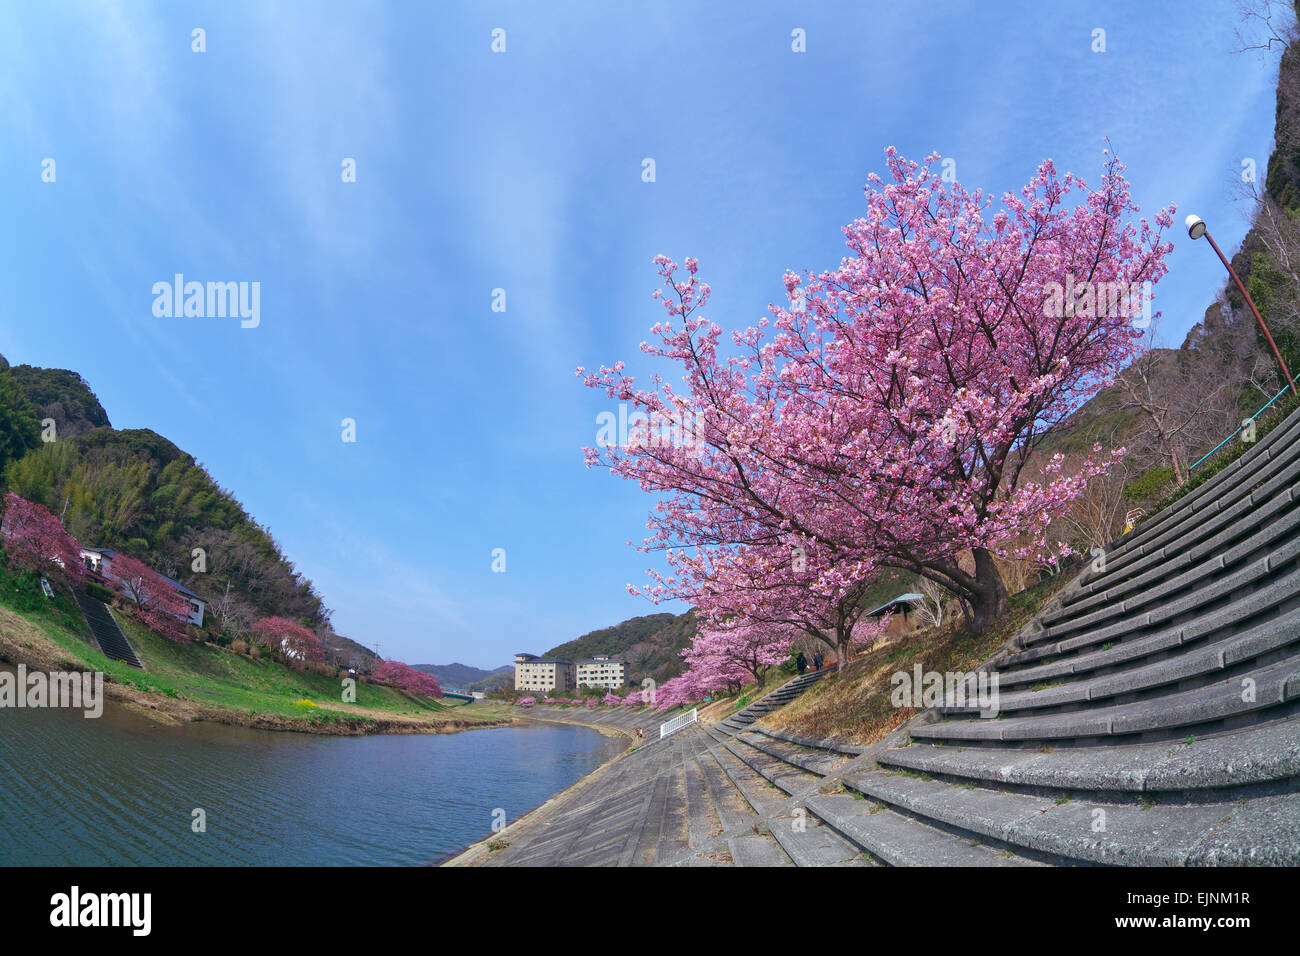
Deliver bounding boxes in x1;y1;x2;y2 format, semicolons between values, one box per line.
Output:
0;677;622;865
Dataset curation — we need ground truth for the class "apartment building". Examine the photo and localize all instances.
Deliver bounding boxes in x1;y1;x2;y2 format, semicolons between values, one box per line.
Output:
514;653;576;693
575;655;627;689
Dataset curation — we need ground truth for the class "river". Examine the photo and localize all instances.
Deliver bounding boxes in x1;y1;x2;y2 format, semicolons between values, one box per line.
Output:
0;681;623;865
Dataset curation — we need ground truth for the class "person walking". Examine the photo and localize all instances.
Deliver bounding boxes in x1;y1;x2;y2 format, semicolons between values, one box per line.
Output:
796;651;807;674
813;650;824;672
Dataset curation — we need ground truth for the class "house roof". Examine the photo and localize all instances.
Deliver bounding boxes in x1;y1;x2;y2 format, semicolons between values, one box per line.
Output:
864;592;925;617
158;572;205;603
577;657;626;665
517;657;572;665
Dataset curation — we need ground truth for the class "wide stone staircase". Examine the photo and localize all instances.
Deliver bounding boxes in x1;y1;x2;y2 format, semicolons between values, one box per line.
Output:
73;591;144;669
850;402;1300;866
461;405;1300;866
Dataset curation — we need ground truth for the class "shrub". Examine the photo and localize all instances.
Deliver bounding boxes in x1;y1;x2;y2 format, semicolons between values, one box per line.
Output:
1122;464;1173;504
230;639;248;655
0;564;45;611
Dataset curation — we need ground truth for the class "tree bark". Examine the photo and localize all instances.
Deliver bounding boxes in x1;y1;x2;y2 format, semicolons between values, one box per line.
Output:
968;547;1009;634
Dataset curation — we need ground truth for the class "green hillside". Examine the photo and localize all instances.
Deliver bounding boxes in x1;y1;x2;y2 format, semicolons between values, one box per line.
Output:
0;355;329;640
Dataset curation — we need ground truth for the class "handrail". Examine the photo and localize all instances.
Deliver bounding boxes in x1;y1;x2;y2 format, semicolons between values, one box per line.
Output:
1189;384;1292;472
659;708;697;739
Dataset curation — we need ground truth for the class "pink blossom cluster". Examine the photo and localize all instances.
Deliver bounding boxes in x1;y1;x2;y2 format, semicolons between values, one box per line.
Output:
0;493;85;584
109;552;193;643
252;616;325;663
374;659;443;698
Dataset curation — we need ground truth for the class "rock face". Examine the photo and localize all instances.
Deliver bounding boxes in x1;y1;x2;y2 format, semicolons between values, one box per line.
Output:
460;406;1300;867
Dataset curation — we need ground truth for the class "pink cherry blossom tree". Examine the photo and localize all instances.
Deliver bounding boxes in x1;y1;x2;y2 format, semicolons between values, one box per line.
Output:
581;149;1172;633
0;492;85;585
375;659;444;698
250;616;324;664
653;668;709;712
108;553;194;642
685;617;795;691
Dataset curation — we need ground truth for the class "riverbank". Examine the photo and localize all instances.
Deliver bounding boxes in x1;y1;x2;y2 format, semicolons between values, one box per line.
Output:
442;705;665;865
0;594;513;738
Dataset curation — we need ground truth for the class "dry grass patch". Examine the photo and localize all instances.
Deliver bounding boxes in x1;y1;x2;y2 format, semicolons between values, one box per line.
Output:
758;574;1073;747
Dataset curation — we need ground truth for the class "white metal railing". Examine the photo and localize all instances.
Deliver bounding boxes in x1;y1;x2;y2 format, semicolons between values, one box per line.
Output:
660;708;697;739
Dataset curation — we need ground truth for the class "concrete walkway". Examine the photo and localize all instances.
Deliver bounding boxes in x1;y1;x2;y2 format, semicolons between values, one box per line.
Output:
451;405;1300;866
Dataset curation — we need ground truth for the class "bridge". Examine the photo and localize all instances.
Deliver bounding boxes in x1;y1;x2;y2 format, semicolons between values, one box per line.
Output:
441;687;483;702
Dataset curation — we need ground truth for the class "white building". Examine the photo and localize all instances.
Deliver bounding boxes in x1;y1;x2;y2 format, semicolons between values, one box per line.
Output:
514;653;576;693
576;655;627;689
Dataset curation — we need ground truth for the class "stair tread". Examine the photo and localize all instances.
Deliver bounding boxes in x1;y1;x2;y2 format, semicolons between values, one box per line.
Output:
806;792;1047;866
880;719;1300;791
912;655;1300;741
843;768;1300;865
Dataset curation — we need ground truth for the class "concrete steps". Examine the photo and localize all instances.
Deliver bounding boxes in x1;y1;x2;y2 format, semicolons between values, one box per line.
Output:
806;791;1048;867
879;718;1300;792
682;730;791;866
716;670;829;731
700;730;870;866
1081;399;1300;585
703;700;1033;866
838;767;1299;866
851;404;1300;865
73;591;143;669
477;403;1300;866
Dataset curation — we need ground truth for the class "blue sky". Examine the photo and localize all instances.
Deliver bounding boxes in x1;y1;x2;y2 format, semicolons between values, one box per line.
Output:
0;1;1284;667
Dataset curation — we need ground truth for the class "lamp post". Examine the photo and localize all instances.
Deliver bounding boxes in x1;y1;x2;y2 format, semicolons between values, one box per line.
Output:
1185;214;1298;395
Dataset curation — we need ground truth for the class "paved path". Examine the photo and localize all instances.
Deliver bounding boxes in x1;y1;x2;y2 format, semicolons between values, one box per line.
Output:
455;405;1300;866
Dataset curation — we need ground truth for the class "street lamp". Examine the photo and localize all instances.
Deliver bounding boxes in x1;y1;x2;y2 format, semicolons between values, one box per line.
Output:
1185;213;1297;395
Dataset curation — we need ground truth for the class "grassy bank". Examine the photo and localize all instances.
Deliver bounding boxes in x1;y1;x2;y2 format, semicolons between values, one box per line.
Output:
758;572;1073;747
0;574;512;736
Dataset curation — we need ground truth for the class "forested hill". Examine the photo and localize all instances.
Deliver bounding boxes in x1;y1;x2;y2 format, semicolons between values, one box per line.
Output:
1;360;112;438
545;611;697;685
0;353;330;635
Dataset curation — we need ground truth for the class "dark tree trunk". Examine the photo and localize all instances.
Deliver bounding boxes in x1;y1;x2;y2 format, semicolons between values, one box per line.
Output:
968;547;1009;634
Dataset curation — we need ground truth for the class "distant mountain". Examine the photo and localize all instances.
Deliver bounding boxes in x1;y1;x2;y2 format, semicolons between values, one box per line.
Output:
469;669;515;693
412;662;513;688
